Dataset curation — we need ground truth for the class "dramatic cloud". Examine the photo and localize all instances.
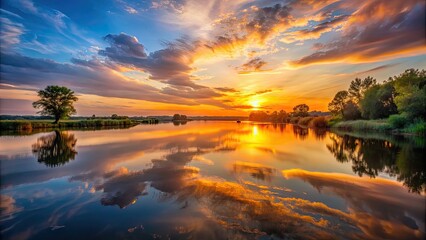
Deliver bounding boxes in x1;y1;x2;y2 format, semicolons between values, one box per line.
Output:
0;53;199;106
100;34;148;59
291;0;426;66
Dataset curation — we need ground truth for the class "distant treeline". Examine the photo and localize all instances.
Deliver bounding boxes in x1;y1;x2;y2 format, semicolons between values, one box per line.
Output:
248;104;330;123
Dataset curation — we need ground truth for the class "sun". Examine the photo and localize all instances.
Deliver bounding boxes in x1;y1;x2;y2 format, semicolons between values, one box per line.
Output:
250;100;260;109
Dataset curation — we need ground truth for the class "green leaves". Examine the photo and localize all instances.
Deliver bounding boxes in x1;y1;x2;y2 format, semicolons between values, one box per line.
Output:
32;85;78;123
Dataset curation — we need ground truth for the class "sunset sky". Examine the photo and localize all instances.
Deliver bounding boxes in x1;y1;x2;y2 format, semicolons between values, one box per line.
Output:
1;0;425;116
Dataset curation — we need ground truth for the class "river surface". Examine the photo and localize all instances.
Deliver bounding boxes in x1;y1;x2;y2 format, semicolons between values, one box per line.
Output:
1;121;425;240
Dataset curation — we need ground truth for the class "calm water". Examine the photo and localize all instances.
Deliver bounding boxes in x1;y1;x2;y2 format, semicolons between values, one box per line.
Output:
1;121;425;240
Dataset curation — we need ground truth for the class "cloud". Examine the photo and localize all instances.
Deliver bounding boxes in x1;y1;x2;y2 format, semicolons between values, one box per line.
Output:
236;57;267;74
99;34;208;89
0;195;22;219
231;161;276;181
0;17;25;52
0;52;199;106
124;6;138;14
281;15;348;43
290;0;426;66
214;87;239;93
100;33;148;59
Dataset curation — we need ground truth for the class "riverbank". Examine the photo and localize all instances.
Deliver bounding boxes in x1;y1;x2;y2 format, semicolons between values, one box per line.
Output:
286;116;425;135
0;119;138;131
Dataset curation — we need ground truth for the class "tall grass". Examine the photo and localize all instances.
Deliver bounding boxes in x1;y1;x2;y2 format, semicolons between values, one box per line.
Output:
332;120;392;132
0;119;137;131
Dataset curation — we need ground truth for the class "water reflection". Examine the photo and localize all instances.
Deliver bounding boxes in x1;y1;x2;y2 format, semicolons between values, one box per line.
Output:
283;169;425;239
31;131;77;167
292;125;309;140
327;132;426;193
0;122;425;240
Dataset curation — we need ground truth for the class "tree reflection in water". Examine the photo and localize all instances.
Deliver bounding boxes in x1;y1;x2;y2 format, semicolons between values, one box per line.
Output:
327;133;425;193
292;125;309;140
32;130;77;167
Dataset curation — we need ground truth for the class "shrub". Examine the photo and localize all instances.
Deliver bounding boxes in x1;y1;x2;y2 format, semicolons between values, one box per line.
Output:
311;117;328;128
404;119;426;135
388;114;408;129
298;117;313;126
289;117;300;124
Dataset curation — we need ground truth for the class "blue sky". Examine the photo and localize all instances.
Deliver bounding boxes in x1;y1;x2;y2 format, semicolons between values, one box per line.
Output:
1;0;425;116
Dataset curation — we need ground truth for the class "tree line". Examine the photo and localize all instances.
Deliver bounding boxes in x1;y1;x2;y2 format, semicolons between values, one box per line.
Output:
328;69;425;127
248;104;323;122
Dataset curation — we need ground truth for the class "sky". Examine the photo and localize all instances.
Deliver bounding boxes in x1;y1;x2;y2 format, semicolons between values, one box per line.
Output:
0;0;425;116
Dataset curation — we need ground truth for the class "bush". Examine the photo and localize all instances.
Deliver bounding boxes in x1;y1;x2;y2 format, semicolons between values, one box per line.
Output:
404;119;426;135
388;114;408;129
289;117;300;124
298;117;313;126
311;117;328;128
327;116;342;127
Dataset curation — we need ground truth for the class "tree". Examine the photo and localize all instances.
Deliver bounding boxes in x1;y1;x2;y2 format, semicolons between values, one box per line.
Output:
348;76;377;104
292;104;309;117
360;83;397;119
391;69;426;120
342;101;361;120
328;91;348;116
32;86;78;123
172;114;181;121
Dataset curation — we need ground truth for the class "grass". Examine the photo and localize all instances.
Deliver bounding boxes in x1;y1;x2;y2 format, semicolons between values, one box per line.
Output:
0;119;138;131
403;120;426;135
332;119;393;132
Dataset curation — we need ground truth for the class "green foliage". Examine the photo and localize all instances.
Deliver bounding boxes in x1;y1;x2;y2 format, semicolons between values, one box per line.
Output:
32;86;78;123
360;82;397;119
292;104;309;117
404;119;426;135
0;119;137;132
388;114;408;129
391;69;426;120
327;116;342;127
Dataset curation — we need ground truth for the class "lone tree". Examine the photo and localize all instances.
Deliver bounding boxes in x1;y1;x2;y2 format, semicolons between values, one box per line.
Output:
33;86;78;123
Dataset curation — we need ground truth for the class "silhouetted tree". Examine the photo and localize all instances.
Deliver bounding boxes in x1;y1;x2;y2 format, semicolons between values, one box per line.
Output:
328;91;349;116
292;104;310;117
